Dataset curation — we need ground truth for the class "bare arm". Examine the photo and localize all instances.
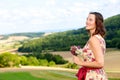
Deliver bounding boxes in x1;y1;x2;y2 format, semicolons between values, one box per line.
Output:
73;36;104;68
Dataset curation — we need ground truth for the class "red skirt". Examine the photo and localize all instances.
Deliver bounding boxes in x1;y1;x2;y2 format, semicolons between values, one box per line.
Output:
76;67;101;80
76;67;88;80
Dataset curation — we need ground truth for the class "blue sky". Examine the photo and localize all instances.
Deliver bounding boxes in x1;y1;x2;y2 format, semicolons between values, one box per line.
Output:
0;0;120;34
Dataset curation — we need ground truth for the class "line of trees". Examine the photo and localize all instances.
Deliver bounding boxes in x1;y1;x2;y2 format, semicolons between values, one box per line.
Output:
0;52;68;68
18;30;88;52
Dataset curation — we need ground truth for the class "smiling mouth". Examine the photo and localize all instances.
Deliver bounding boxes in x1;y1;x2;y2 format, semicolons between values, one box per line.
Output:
86;25;89;27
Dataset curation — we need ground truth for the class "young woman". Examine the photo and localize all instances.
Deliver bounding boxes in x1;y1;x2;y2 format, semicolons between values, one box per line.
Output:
71;12;108;80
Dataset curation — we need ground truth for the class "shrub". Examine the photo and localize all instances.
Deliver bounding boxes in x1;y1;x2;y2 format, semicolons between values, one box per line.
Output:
27;56;39;66
39;59;48;66
48;61;56;66
0;52;20;67
52;55;68;64
65;63;78;69
20;56;28;65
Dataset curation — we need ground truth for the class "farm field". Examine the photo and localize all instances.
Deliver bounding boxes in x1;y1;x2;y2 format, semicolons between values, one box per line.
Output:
52;49;120;71
0;36;29;53
0;67;120;80
51;48;120;79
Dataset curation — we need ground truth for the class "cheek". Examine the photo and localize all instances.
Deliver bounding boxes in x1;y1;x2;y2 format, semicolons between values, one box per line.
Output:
86;22;96;30
90;21;96;27
92;21;96;26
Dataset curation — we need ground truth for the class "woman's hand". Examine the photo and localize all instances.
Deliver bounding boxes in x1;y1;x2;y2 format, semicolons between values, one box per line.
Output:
73;55;83;66
70;46;77;55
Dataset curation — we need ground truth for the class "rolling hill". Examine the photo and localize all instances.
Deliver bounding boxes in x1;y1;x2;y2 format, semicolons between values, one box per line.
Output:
18;14;120;53
0;32;45;40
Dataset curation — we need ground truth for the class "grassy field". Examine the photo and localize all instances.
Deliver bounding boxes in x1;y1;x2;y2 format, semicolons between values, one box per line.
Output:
0;72;42;80
0;69;120;80
0;69;76;80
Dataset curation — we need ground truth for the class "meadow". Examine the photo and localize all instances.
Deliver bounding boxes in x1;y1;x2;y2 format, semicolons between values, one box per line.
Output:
0;68;77;80
0;68;120;80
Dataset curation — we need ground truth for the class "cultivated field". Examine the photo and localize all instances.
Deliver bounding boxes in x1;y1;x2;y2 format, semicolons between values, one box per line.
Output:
51;49;120;78
0;36;29;52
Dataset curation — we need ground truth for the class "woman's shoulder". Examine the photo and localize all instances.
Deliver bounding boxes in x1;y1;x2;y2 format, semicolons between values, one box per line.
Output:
89;35;99;41
90;34;104;41
89;34;105;46
89;35;101;45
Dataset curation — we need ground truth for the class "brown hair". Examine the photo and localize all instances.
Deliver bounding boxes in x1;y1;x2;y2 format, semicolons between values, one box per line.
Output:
89;12;106;37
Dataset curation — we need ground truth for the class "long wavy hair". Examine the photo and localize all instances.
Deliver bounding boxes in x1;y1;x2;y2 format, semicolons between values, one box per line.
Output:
89;12;106;38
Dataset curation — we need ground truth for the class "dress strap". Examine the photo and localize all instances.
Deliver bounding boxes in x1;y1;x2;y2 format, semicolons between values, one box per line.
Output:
94;35;102;40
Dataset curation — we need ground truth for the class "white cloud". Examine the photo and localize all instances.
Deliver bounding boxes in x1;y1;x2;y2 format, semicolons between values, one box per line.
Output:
0;0;119;34
56;8;72;18
0;9;11;19
108;0;120;4
31;19;44;25
46;0;56;6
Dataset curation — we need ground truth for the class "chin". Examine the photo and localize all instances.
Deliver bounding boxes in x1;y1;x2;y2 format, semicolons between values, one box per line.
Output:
85;26;90;30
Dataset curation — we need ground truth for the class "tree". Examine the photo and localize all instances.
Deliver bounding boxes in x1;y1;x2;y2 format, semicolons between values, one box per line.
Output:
20;56;28;65
48;61;56;66
27;56;39;66
0;52;20;67
39;59;48;66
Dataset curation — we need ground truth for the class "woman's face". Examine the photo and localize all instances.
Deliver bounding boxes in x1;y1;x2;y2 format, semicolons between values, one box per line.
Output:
86;14;96;30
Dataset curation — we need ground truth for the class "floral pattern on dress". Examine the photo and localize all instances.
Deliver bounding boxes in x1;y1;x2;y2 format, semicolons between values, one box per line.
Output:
81;35;108;80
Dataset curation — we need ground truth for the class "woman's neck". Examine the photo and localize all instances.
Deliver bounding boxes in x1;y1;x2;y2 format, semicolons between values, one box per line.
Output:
90;29;95;36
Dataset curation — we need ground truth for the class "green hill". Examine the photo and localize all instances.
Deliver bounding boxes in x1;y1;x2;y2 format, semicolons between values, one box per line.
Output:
18;14;120;53
1;32;45;40
104;14;120;48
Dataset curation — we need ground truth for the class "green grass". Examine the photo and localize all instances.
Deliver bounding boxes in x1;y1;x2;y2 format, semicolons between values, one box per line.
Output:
0;70;77;80
0;70;119;80
31;70;77;80
109;78;120;80
0;72;45;80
